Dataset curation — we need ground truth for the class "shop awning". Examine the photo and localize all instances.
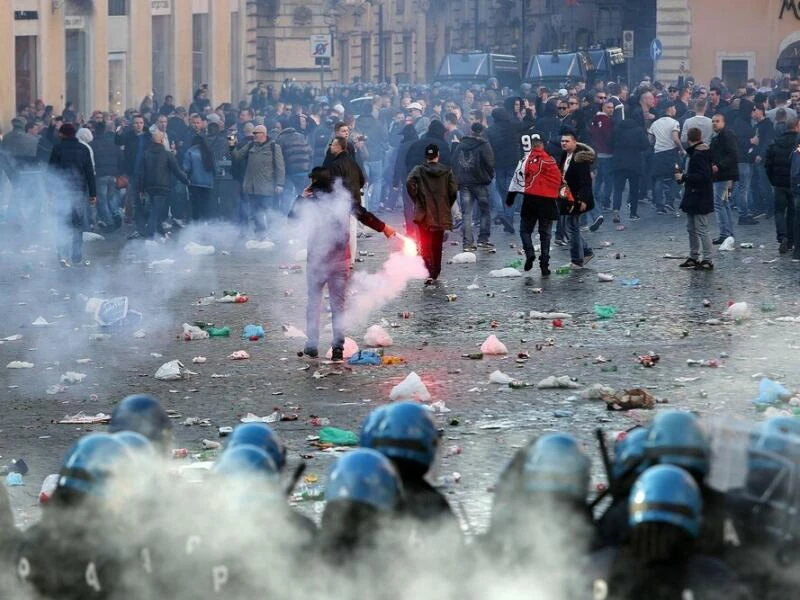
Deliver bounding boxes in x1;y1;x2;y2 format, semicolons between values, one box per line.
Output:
777;42;800;72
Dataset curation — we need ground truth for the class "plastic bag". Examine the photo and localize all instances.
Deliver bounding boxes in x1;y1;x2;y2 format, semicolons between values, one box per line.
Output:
529;311;572;320
725;302;750;322
245;239;275;251
536;375;581;389
182;323;209;341
450;252;477;264
598;273;615;282
480;334;508;355
594;304;617;320
326;338;359;360
184;241;215;255
318;427;359;446
488;267;522;278
32;316;51;326
347;350;382;366
229;350;250;360
753;378;791;406
364;325;393;347
389;371;431;402
60;372;86;384
718;236;735;251
154;360;189;381
489;370;514;384
282;324;308;339
242;324;265;340
82;232;105;242
6;361;34;369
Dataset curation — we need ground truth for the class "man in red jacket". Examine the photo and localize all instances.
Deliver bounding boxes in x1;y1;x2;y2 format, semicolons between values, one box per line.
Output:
505;134;562;276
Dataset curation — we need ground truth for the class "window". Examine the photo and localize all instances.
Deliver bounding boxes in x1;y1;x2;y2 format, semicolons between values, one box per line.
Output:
152;15;172;101
338;38;350;83
108;0;127;17
108;52;127;113
231;12;241;103
361;35;372;83
721;59;748;89
396;0;406;15
192;14;210;92
15;36;38;109
65;29;88;115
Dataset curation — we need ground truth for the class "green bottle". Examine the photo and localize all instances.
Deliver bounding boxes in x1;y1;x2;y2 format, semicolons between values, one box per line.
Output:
207;326;231;337
555;266;571;275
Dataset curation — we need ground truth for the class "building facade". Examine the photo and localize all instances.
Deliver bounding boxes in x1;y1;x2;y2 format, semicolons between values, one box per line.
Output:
1;0;251;126
656;0;800;86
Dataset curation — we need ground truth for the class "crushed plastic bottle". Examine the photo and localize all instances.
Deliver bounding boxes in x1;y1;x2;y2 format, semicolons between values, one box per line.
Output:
207;327;231;337
594;304;617;320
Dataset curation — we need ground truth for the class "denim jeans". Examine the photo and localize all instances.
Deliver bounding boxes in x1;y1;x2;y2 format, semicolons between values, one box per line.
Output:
363;160;383;212
145;193;169;237
95;175;119;225
284;172;309;214
792;186;800;254
520;216;553;267
459;184;491;245
567;214;592;264
687;213;712;261
240;193;271;233
774;186;793;243
56;197;85;262
732;163;752;218
653;177;678;210
495;168;516;222
750;162;773;217
305;261;349;353
593;157;614;209
489;176;504;220
713;180;734;238
613;169;640;216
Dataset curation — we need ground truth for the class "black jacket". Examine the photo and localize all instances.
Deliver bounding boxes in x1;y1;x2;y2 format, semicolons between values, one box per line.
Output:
329;151;366;204
355;113;388;161
709;127;740;182
48;137;96;197
90;132;122;178
730;100;756;164
559;143;596;213
114;128;148;176
752;117;774;160
140;143;189;195
276;128;312;175
392;125;419;188
765;129;798;188
612;119;650;174
679;142;714;215
451;134;495;185
486;108;535;169
405;121;452;172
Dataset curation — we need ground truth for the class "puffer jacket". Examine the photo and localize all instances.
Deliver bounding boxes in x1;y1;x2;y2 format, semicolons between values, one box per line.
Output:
276;128;312;175
709;127;739;182
406;162;458;230
559;142;596;213
679;142;714;215
231;140;286;195
451;134;495;185
91;132;122;178
765;129;799;188
182;145;215;189
140;142;189;195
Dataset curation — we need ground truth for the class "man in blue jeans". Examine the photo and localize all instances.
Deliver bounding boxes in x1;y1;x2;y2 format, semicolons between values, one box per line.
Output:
558;133;595;268
452;122;495;250
140;131;190;239
709;114;739;243
793;187;800;262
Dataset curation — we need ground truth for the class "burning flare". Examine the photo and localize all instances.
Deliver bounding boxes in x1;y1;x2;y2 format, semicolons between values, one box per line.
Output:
395;233;418;257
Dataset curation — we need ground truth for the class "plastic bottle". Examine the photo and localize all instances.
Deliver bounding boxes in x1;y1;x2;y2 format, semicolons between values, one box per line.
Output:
555;266;571;275
39;474;59;504
207;327;231;337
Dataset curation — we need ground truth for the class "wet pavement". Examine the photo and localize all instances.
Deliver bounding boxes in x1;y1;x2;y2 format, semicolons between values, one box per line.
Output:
1;206;799;530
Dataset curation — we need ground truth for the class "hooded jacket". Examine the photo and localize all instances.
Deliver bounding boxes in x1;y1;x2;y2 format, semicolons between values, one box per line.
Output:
709;127;740;182
486;108;535;170
140;142;189;195
48;137;97;197
765;129;799;188
730;99;756;163
559;142;596;213
393;125;419;188
276;128;312;175
405;121;452;172
90;132;123;179
406;161;458;230
452;134;495;185
612;119;650;174
679;142;714;215
589;112;614;156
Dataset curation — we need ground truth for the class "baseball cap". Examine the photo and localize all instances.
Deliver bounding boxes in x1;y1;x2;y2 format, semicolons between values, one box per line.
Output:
558;89;569;97
424;143;439;159
206;113;222;125
407;102;423;111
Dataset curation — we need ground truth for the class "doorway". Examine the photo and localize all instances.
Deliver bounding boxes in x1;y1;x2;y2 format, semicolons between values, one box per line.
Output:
15;36;38;110
721;59;748;89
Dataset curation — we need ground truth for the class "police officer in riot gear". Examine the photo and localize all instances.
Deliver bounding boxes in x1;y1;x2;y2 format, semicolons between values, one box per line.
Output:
109;394;173;455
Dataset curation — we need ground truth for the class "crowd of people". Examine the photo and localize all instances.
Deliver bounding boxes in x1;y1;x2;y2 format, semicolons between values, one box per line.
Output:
1;392;797;598
2;74;800;273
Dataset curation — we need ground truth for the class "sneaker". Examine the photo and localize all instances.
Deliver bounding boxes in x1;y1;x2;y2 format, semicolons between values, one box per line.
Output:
753;212;767;220
463;244;477;252
779;240;789;255
554;237;568;246
582;253;594;266
695;259;714;270
59;259;71;268
679;258;699;268
524;256;534;272
540;265;551;277
302;347;318;358
589;215;604;232
612;211;621;224
629;215;640;221
127;231;142;240
656;208;668;215
424;278;435;286
331;348;344;362
580;225;590;232
712;236;726;245
570;262;584;269
738;216;758;225
792;253;800;262
477;241;495;249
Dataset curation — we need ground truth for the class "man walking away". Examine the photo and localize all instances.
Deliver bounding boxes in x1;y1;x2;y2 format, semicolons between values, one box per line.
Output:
587;100;615;227
730;99;758;225
750;103;775;220
677;127;715;270
611;118;649;223
406;144;458;285
709;114;739;244
504;134;561;276
48;123;96;267
140;131;190;239
452;122;495;251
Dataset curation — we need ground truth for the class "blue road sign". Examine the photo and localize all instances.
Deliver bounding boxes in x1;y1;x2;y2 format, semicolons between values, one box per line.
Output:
650;38;663;62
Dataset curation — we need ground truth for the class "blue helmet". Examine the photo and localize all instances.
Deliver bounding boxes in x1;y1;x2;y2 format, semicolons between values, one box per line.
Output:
612;428;650;481
644;411;710;476
213;444;279;480
364;402;440;468
227;423;286;470
58;433;132;497
109;394;172;452
629;465;703;538
358;405;389;450
325;449;404;512
522;433;590;502
113;431;154;454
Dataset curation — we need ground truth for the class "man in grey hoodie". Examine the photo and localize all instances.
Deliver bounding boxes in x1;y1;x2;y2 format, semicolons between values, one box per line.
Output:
451;122;495;251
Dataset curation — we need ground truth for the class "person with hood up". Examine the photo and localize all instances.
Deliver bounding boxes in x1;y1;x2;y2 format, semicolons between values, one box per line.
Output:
392;123;420;240
406;144;458;285
504;133;561;276
452;122;495;251
405;119;452;172
676;127;715;270
611;118;650;222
